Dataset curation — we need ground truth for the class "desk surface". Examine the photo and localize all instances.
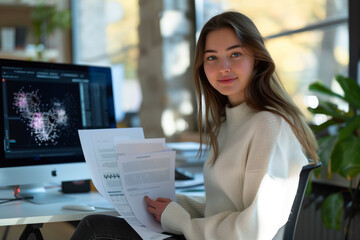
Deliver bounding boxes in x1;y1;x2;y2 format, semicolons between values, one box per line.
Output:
0;188;119;226
0;167;205;227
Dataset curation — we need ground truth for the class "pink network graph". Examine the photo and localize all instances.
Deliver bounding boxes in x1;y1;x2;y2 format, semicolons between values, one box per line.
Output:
13;88;69;146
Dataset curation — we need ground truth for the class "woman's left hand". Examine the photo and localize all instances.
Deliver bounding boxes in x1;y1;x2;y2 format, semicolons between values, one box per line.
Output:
144;196;172;222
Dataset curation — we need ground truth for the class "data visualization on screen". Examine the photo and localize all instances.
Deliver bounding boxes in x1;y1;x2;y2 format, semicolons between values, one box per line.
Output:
0;59;116;190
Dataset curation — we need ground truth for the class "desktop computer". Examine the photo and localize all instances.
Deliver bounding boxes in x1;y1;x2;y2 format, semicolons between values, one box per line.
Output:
0;59;116;203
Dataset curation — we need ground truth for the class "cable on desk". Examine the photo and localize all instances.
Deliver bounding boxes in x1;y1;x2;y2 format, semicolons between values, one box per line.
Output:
0;185;34;204
0;196;33;204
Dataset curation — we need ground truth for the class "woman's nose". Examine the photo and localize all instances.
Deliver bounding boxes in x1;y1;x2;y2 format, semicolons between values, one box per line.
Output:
218;57;230;72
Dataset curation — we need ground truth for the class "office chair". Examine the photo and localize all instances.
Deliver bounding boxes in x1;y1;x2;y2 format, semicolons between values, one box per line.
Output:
275;162;322;240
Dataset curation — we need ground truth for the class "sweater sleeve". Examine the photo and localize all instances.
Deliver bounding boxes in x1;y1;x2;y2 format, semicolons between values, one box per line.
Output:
161;113;308;240
175;194;205;218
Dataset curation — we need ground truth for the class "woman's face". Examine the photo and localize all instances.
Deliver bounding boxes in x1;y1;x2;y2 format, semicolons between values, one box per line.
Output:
203;28;255;107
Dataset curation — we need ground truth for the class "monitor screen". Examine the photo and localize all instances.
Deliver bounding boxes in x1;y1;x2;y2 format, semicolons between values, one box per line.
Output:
0;59;116;198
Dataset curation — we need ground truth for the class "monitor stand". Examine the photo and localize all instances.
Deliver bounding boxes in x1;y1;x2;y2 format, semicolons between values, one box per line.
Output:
17;184;75;205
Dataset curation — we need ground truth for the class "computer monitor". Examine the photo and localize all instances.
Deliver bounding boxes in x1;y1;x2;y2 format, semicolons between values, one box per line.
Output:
0;59;116;203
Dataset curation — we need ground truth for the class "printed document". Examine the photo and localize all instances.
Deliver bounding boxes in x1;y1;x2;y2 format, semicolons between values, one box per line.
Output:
78;128;175;240
118;151;176;232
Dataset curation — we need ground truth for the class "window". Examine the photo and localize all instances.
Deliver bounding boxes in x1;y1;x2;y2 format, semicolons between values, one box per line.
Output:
71;0;141;124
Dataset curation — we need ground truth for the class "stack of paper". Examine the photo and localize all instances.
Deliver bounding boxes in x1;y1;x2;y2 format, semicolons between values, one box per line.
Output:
78;128;175;240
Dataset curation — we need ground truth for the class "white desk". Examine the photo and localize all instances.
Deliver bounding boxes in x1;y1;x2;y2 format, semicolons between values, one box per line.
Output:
0;187;119;227
0;172;204;240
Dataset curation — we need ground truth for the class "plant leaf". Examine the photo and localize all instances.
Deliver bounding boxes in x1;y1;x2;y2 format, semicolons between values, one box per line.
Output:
338;115;360;141
317;135;338;177
331;136;360;179
335;75;360;110
309;81;345;100
321;193;343;230
308;101;347;120
310;118;341;134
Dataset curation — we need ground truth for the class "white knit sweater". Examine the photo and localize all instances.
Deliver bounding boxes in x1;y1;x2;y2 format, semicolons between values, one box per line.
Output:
161;103;309;240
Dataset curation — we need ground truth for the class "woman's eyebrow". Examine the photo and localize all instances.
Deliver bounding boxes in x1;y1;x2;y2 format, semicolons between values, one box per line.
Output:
204;49;216;54
226;44;242;51
204;44;242;53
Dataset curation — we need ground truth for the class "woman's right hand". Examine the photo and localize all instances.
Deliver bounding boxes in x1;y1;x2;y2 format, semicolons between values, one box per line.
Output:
144;196;172;222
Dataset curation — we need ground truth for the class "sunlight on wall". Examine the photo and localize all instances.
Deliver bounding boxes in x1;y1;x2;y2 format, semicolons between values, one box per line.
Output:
162;109;176;136
164;41;190;79
176;118;188;132
179;100;193;115
161;89;193;136
160;10;190;37
334;46;349;66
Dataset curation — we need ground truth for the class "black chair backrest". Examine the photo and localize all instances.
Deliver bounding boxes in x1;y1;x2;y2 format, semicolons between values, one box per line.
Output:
282;162;322;240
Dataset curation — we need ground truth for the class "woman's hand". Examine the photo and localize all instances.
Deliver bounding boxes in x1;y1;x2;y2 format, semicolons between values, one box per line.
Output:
144;196;172;222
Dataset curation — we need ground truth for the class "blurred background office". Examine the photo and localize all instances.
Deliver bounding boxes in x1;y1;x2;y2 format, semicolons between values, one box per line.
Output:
1;0;356;141
0;0;359;239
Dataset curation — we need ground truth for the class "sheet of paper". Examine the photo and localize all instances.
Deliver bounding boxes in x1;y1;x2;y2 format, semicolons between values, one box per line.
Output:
115;138;167;155
78;128;145;226
118;151;176;232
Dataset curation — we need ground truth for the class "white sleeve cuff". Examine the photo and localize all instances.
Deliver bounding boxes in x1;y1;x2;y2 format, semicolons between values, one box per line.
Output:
161;201;191;235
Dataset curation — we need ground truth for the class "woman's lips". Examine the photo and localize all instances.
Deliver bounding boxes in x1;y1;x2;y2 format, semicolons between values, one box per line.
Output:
218;77;237;84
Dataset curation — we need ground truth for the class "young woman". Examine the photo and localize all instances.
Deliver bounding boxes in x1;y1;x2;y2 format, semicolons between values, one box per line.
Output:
71;11;318;240
145;11;318;239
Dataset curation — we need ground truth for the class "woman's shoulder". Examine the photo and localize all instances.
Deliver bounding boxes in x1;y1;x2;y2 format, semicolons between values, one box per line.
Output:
250;110;301;146
251;109;286;128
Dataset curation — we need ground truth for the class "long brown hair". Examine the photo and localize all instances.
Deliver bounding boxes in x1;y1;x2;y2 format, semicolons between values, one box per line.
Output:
194;11;318;164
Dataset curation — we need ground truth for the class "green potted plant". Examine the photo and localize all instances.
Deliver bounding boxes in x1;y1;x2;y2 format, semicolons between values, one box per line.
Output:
30;2;71;60
308;75;360;240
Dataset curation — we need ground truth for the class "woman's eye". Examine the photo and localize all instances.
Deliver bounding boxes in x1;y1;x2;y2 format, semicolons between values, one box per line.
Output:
206;56;216;61
231;52;242;58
